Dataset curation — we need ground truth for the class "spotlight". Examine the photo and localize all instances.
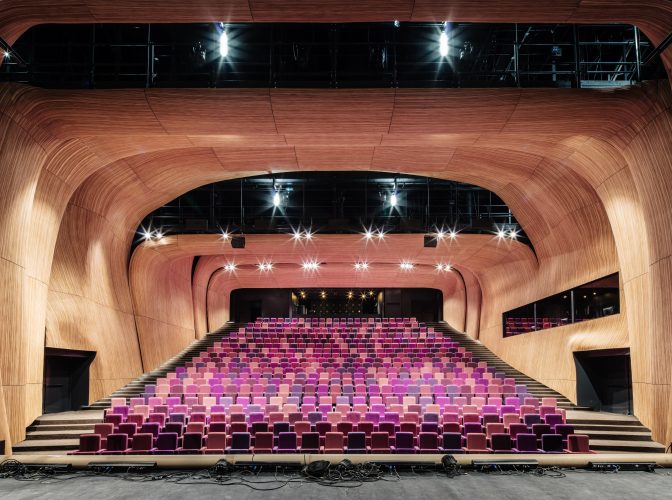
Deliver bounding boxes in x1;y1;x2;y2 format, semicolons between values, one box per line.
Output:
303;229;314;241
219;29;229;58
509;229;519;240
258;261;273;272
291;228;303;241
394;20;400;28
376;229;386;240
299;291;306;299
347;291;354;299
223;263;237;272
390;192;398;207
3;51;9;60
436;263;452;272
320;291;327;299
273;191;281;207
360;292;367;299
439;31;449;57
400;261;414;271
154;231;164;240
368;290;374;297
354;261;369;271
448;230;458;240
302;259;320;271
141;229;153;241
363;229;374;240
436;230;446;240
220;230;231;241
496;229;507;240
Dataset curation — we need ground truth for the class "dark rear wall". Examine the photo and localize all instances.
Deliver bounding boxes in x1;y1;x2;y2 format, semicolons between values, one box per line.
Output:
229;288;442;322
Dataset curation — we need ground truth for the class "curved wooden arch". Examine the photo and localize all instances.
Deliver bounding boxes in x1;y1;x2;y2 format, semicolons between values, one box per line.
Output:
0;78;670;452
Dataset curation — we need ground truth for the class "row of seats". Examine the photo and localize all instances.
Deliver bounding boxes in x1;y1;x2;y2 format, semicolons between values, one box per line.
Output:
74;431;591;455
73;318;590;454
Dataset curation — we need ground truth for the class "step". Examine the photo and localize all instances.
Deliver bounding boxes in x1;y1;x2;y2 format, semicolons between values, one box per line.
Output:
12;439;79;453
588;439;666;453
25;431;86;441
27;424;95;432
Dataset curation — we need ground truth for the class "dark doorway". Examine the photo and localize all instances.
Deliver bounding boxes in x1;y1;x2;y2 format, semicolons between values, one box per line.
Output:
43;348;96;414
574;349;632;414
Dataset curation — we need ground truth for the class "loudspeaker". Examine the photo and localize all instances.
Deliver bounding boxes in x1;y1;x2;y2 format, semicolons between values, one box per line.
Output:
424;235;437;247
231;236;246;248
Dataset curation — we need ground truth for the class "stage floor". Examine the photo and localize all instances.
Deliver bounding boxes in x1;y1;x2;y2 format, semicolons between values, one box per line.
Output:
0;467;670;500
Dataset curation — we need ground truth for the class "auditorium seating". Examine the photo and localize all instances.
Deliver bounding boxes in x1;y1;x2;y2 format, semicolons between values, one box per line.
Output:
70;318;590;454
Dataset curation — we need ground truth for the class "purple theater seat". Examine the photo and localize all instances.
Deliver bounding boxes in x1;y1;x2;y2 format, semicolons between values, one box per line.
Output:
177;432;204;454
227;432;251;454
71;434;101;455
394;432;417;453
513;433;542;453
440;433;464;454
490;433;513;453
152;432;179;454
275;432;298;453
541;434;564;453
418;432;439;453
299;432;321;453
345;432;367;453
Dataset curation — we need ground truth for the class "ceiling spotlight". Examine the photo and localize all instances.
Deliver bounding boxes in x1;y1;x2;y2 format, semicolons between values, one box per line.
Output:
368;290;374;297
390;192;398;207
219;29;229;58
154;231;164;240
303;229;314;241
223;263;237;272
448;230;458;240
3;51;9;60
347;291;354;299
436;263;452;272
320;291;327;299
439;30;449;57
273;190;281;207
291;229;303;241
354;261;370;271
394;20;400;28
363;229;374;240
509;229;519;240
141;228;153;241
299;291;306;298
496;229;507;240
376;230;386;240
220;230;231;241
257;261;273;272
360;292;367;299
400;261;414;271
436;230;446;240
302;259;320;271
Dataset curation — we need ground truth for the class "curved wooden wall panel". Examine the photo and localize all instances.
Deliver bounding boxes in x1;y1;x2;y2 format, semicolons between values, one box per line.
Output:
129;250;196;371
0;78;670;450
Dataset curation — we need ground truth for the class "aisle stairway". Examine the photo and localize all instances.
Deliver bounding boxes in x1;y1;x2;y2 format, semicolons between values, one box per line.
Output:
12;320;666;454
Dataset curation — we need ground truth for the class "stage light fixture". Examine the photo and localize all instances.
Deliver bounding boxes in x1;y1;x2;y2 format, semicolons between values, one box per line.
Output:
363;229;374;240
304;229;314;240
354;261;370;271
220;230;231;241
439;31;449;57
320;290;327;299
400;261;414;271
436;263;452;272
3;51;9;60
436;230;446;240
390;192;398;207
360;292;367;299
448;230;458;240
223;263;237;272
291;228;303;241
302;259;320;271
394;20;400;28
347;291;354;299
219;30;229;58
257;261;273;272
509;229;519;240
141;229;153;241
154;231;164;240
496;229;507;240
376;229;386;240
273;190;281;207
